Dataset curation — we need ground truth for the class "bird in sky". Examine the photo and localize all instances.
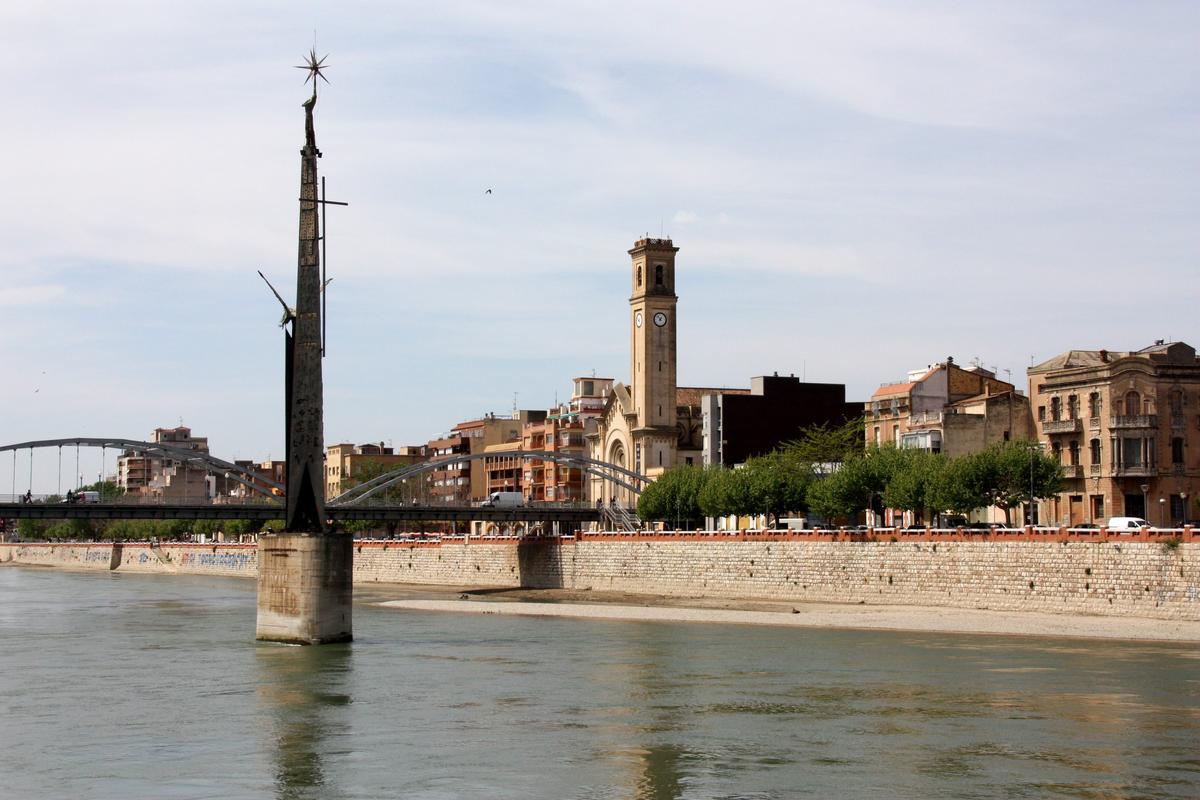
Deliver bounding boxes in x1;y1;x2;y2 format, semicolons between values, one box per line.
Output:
484;188;493;195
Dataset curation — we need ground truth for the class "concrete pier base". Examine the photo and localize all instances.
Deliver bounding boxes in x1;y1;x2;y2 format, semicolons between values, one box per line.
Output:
256;532;353;644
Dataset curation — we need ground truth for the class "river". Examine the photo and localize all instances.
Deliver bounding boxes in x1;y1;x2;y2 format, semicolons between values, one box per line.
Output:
1;567;1197;799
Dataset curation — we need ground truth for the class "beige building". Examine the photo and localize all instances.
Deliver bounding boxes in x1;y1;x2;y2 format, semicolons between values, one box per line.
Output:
481;377;613;503
867;358;1029;456
118;426;214;500
324;442;426;500
430;412;543;503
1028;341;1200;527
585;238;741;506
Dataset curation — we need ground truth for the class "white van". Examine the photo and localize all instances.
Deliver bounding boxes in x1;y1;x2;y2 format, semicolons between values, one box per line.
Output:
481;491;524;508
1106;517;1151;531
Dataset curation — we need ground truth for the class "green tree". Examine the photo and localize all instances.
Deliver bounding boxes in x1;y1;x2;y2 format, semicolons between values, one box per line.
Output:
224;519;259;536
637;465;714;528
781;416;866;465
935;441;1061;524
17;519;49;540
882;449;946;523
741;451;812;526
44;519;96;540
807;445;909;523
339;458;411;504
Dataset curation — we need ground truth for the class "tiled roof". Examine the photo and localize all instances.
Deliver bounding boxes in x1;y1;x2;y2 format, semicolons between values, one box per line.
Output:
1028;350;1116;374
871;382;914;398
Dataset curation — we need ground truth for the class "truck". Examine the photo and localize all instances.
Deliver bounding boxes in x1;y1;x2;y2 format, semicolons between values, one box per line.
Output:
481;491;524;508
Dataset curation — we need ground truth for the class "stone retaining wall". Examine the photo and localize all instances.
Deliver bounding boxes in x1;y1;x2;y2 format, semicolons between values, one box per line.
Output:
3;538;1198;620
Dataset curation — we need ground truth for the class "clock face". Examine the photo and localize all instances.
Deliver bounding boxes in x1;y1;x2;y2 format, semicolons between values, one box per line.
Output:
653;312;667;327
635;312;643;328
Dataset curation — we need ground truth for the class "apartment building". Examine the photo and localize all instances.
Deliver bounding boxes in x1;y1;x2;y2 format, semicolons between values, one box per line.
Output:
324;442;427;500
1028;341;1200;526
866;358;1028;456
118;426;214;500
429;412;544;503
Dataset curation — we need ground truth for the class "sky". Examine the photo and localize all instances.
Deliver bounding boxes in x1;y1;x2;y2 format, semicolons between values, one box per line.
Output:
3;1;1199;492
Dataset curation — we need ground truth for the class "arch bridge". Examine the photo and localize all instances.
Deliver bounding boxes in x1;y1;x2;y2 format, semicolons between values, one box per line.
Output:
0;438;284;501
0;439;650;513
330;449;650;505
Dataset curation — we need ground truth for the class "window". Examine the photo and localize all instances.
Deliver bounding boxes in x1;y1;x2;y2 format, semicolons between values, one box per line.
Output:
1067;395;1079;420
1068;440;1079;465
636;266;642;287
1087;392;1101;419
1122;437;1142;466
873;426;880;445
1172;437;1184;465
1051;442;1062;462
1037;406;1046;422
1090;438;1101;465
685;457;693;465
1092;495;1104;521
655;264;664;287
658;450;663;466
1124;390;1140;416
1170;389;1184;415
1050;397;1061;421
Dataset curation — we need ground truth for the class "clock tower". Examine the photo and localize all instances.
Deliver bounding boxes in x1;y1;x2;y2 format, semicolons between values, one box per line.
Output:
629;238;679;474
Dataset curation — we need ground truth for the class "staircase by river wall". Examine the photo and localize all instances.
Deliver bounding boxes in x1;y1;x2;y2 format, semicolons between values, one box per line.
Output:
3;537;1198;621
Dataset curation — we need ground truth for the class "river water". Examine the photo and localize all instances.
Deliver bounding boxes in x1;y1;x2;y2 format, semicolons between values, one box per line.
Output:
1;567;1198;799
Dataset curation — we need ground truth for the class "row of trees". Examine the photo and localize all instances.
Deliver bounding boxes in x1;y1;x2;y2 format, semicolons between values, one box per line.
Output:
637;426;1062;528
16;517;285;542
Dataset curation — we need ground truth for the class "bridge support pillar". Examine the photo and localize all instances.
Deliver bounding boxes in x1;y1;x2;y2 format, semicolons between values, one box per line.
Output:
256;532;353;645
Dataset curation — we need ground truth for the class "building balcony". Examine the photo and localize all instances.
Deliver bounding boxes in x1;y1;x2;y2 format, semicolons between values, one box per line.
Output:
1109;414;1157;430
1043;418;1082;434
1060;464;1084;478
1112;464;1155;477
908;411;943;427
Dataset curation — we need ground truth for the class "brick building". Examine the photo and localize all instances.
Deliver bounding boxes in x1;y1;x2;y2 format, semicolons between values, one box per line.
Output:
118;426;214;500
1028;341;1200;526
324;442;427;500
866;358;1029;456
431;412;544;503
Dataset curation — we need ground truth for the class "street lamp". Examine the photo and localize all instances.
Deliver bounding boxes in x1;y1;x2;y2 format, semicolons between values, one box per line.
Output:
1140;483;1150;520
1158;497;1166;528
1182;492;1190;526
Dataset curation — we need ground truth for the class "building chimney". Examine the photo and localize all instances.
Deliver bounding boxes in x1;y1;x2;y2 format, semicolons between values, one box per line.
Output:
946;356;954;365
1100;349;1109;362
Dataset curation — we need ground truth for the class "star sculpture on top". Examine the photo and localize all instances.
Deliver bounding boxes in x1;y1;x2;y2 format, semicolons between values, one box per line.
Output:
294;48;330;98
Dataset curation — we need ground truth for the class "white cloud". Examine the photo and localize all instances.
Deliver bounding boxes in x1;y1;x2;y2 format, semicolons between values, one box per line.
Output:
0;285;65;307
672;210;699;225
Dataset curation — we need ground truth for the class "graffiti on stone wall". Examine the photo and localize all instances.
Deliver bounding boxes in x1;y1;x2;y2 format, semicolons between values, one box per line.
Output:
178;551;255;571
